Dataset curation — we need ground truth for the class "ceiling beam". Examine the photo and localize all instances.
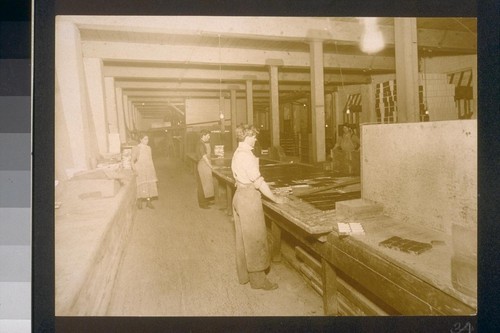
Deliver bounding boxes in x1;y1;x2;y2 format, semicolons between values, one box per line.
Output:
116;81;316;91
65;16;476;52
124;91;244;98
82;41;396;71
104;65;370;84
66;16;365;43
417;28;476;52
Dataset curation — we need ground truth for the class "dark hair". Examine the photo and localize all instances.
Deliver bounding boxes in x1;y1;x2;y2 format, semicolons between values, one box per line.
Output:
200;129;210;137
138;132;148;140
235;124;259;142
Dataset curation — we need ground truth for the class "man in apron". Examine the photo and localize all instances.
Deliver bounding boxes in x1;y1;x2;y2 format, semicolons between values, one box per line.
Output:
195;129;214;209
231;124;287;290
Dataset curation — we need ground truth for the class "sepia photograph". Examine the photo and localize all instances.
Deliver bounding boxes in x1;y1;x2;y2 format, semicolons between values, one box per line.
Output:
52;15;478;320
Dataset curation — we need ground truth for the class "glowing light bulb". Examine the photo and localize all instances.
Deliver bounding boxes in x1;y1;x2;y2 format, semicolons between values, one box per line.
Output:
219;112;225;120
360;18;385;54
346;108;351;114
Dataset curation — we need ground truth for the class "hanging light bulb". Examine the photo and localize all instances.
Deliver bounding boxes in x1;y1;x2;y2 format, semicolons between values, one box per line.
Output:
346;107;351;114
359;17;385;54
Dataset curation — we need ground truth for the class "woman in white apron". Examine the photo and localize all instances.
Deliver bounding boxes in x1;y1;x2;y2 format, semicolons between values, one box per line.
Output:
231;124;287;290
195;129;214;209
131;134;158;209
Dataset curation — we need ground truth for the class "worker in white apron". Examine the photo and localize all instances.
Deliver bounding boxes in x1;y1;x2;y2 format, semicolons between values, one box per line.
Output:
131;134;158;209
231;124;287;290
195;129;214;208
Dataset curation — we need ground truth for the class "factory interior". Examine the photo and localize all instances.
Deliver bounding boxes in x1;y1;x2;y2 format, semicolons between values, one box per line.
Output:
54;16;477;316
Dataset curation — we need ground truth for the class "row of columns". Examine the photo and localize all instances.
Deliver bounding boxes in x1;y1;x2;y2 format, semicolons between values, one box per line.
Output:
56;18;421;171
56;19;145;174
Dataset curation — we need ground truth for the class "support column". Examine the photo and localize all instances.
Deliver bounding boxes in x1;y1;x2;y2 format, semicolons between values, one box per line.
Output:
55;19;97;171
115;87;126;143
360;84;374;124
132;105;140;131
122;95;128;131
129;100;136;133
394;18;420;123
83;58;108;155
309;40;326;163
266;59;283;149
104;77;119;134
243;76;255;125
229;85;238;151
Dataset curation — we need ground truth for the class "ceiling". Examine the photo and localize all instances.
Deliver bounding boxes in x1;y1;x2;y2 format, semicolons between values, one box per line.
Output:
66;16;477;121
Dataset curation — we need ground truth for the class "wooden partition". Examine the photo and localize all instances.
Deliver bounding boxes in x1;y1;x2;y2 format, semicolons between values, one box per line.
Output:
361;119;477;234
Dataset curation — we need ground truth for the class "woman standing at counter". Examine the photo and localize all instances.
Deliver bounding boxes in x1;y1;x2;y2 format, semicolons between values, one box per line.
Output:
231;124;286;290
131;133;158;209
195;129;214;209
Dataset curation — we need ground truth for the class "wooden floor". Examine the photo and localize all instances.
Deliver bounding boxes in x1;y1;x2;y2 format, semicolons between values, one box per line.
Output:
106;155;323;316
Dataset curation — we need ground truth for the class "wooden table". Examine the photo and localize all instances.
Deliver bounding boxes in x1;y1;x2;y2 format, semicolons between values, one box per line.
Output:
211;163;476;316
264;204;476;315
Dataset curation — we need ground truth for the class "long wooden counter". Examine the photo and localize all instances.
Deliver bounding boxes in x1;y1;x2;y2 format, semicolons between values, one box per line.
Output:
211;163;477;316
55;171;136;316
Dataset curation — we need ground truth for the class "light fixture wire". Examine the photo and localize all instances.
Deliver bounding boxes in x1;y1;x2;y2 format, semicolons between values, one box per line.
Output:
218;34;223;119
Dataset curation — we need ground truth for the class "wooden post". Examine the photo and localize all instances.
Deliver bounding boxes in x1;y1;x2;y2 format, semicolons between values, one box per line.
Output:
229;86;238;151
243;75;256;125
83;57;109;155
394;18;420;123
321;257;339;315
309;39;326;163
115;87;126;143
266;59;283;149
271;222;282;262
56;19;96;170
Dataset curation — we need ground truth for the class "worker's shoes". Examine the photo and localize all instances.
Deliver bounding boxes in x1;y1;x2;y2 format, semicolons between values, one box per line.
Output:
249;271;278;291
146;199;154;209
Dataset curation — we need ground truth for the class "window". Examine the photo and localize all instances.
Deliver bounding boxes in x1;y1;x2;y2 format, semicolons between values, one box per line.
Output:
448;69;474;119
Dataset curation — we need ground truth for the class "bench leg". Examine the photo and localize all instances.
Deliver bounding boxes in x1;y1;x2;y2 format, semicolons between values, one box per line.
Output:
225;184;233;216
271;221;282;262
321;258;339;315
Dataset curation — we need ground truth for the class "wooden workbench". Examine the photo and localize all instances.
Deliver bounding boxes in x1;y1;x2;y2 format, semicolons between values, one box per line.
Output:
264;203;477;315
211;163;476;316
